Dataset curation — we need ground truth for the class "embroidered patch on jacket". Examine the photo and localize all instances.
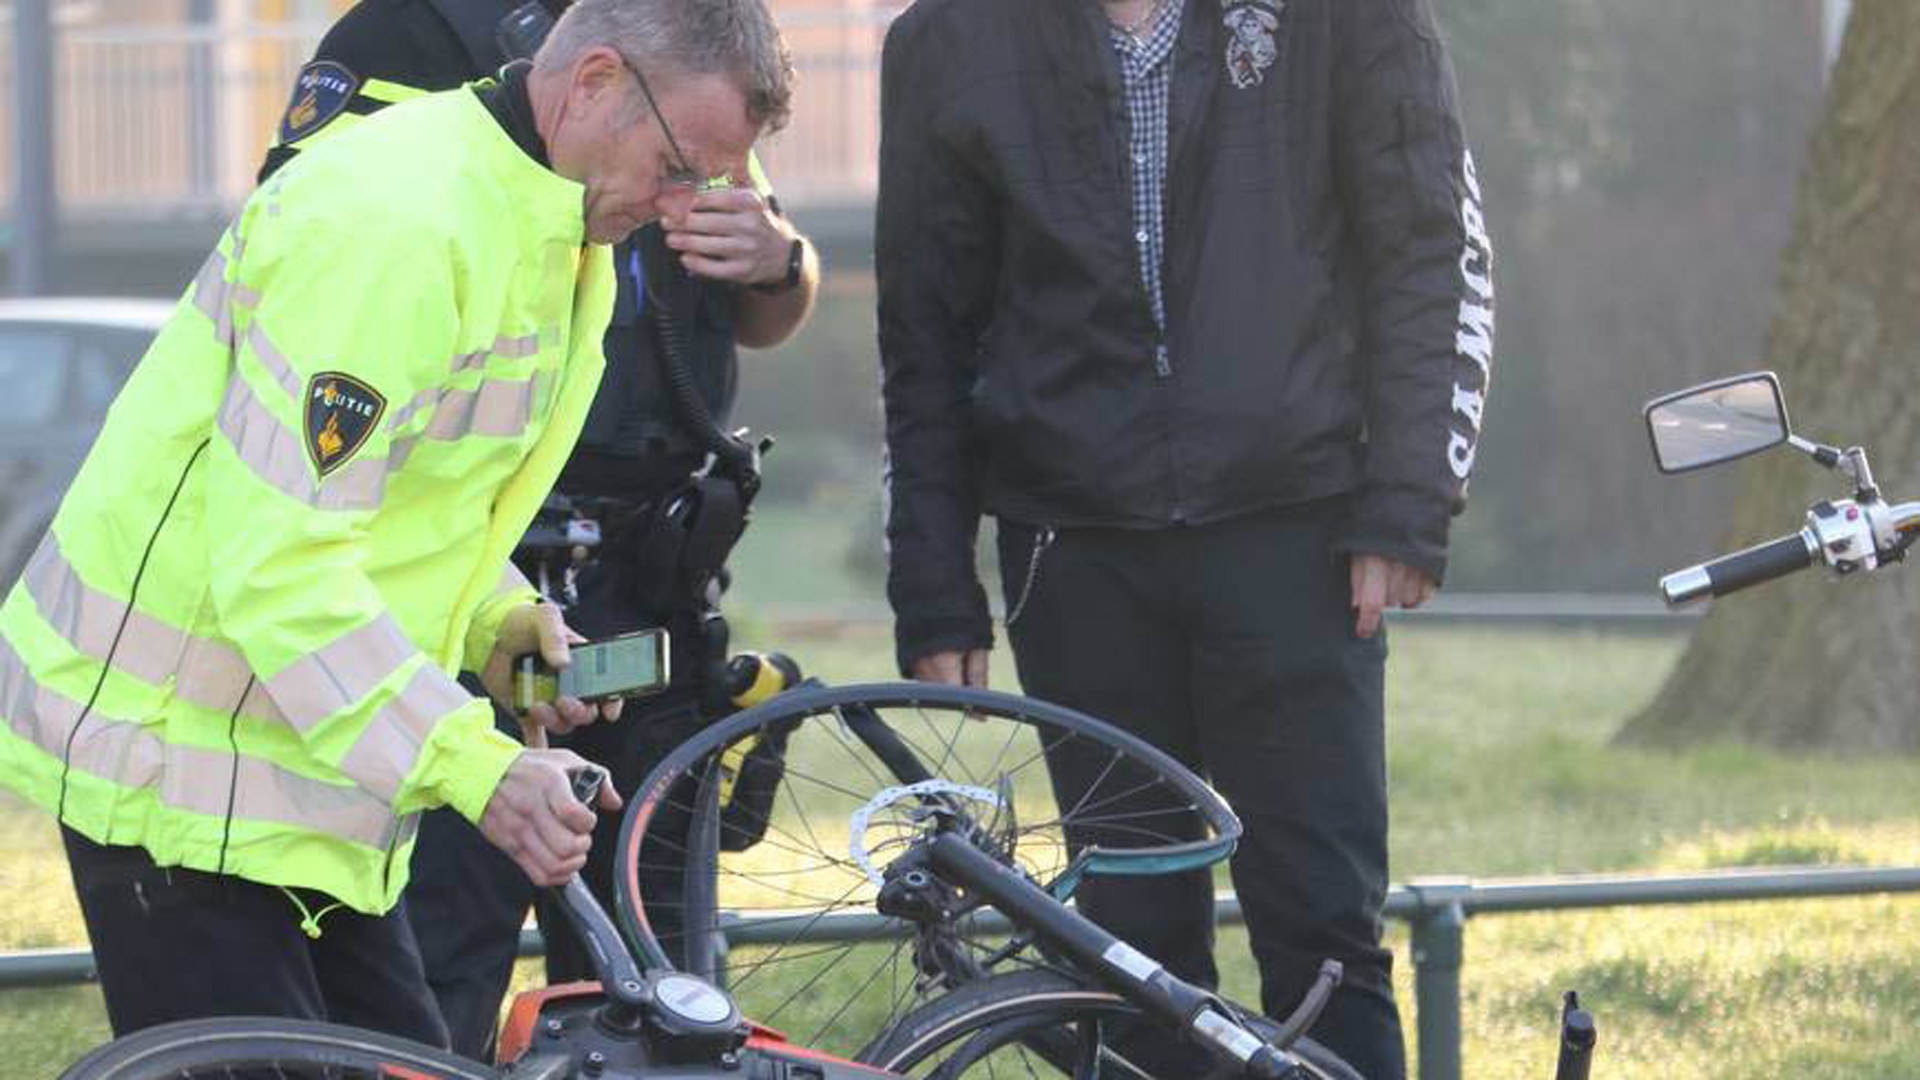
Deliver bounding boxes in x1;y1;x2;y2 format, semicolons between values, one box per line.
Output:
1222;0;1282;89
304;373;386;477
278;61;360;145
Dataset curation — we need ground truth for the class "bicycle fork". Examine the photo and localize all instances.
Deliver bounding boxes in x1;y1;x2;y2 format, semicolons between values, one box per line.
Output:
919;830;1341;1080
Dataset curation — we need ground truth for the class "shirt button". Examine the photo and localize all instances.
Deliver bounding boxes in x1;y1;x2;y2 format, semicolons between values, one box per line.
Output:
1133;152;1146;166
1135;230;1149;244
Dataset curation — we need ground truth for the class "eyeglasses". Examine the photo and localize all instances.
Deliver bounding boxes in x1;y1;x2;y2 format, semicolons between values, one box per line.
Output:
617;53;733;193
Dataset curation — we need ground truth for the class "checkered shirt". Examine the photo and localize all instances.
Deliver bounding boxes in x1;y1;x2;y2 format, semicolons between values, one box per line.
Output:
1111;0;1184;345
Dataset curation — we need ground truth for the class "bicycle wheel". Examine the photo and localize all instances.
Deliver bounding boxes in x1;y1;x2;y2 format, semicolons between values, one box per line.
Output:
59;1017;497;1079
862;969;1362;1080
614;683;1242;1061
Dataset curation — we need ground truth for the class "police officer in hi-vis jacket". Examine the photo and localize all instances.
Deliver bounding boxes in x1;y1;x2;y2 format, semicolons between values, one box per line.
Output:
255;0;817;1056
0;0;792;1043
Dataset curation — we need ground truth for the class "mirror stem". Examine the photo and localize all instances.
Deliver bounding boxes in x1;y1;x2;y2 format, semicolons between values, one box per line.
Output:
1844;447;1879;502
1788;434;1845;469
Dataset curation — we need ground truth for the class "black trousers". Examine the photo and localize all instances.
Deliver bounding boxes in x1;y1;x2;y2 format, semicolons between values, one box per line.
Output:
405;551;712;1060
997;499;1406;1080
62;825;447;1047
403;794;532;1059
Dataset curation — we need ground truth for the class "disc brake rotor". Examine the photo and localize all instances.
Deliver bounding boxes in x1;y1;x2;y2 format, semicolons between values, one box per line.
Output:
848;779;1004;885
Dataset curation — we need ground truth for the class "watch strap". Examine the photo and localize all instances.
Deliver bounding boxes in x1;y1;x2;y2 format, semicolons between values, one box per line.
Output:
752;237;804;294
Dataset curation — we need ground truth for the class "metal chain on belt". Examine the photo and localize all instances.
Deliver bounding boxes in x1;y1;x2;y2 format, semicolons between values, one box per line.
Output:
1003;527;1056;629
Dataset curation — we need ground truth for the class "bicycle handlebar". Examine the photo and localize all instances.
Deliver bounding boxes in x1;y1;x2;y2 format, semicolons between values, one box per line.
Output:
551;765;652;1029
1660;530;1816;606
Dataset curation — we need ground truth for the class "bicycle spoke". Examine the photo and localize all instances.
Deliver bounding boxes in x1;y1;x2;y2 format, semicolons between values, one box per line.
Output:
820;707;904;791
803;931;920;1048
760;911;901;1029
727;872;877;992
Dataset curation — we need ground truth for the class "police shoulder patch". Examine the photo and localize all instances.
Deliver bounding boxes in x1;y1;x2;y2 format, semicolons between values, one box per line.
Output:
305;373;387;478
278;60;360;146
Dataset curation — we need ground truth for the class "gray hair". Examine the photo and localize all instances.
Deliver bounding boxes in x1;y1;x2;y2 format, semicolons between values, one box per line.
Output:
533;0;794;134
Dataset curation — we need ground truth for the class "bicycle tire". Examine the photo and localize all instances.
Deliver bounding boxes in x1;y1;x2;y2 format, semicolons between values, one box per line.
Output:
861;969;1362;1080
614;682;1242;1058
59;1016;497;1079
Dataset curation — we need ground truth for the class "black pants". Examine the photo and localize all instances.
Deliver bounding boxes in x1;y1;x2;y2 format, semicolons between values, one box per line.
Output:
62;825;447;1047
405;552;712;1060
403;792;532;1059
997;499;1406;1080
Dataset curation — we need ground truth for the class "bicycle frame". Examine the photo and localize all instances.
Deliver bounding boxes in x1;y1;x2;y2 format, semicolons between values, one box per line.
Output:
613;682;1336;1080
508;679;1328;1080
875;816;1339;1080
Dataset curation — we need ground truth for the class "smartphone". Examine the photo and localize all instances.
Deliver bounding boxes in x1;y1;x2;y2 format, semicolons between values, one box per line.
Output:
512;629;670;714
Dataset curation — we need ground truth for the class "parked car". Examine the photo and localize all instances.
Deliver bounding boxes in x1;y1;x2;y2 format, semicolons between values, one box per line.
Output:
0;297;173;589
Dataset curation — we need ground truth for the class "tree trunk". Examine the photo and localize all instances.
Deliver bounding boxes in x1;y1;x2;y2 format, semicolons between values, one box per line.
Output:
1620;0;1920;753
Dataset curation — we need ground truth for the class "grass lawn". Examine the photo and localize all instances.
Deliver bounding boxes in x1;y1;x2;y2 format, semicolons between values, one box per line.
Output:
4;621;1917;1079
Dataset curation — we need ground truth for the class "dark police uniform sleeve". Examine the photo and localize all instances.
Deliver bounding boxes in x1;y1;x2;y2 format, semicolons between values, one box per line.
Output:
259;0;503;183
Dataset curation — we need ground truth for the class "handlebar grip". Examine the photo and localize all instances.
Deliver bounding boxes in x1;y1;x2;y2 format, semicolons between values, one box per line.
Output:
1660;530;1814;606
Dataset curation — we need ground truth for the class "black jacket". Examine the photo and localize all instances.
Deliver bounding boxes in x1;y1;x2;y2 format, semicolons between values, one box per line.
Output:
876;0;1494;666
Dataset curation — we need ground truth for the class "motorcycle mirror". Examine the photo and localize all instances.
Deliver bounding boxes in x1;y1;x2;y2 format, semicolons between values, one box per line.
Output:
1644;371;1791;474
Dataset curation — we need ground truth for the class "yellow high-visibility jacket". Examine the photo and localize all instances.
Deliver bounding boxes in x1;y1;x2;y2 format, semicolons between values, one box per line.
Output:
0;86;614;915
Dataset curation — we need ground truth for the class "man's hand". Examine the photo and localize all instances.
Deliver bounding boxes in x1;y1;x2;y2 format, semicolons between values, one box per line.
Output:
910;648;990;688
1349;554;1437;639
478;749;623;886
660;187;797;286
480;602;624;740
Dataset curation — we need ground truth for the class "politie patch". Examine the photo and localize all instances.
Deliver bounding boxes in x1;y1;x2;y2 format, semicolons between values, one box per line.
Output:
305;373;386;477
278;61;360;145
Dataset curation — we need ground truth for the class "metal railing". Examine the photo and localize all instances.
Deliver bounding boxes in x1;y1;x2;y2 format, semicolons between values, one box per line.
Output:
5;865;1916;1080
754;591;1703;638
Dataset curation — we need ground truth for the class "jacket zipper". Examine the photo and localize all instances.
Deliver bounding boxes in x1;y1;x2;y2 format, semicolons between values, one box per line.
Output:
1156;185;1185;519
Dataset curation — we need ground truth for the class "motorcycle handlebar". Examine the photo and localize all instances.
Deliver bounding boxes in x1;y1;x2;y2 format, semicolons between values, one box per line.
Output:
1660;530;1817;606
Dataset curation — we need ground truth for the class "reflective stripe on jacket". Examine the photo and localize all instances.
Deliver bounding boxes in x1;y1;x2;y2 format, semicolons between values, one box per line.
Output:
0;86;615;915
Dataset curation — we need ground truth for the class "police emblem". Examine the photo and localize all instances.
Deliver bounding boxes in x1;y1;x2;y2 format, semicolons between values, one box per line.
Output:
278;61;360;146
304;373;386;477
1222;0;1283;90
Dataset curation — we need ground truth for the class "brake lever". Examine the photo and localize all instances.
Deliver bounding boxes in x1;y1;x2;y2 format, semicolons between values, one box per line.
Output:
1268;959;1343;1050
570;765;609;807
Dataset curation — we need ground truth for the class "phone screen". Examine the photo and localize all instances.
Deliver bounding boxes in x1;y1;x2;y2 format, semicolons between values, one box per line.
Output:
559;630;669;700
513;629;670;713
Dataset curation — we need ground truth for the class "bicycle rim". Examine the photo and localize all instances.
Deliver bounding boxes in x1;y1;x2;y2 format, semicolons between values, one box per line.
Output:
864;970;1360;1080
614;683;1241;1060
59;1017;496;1080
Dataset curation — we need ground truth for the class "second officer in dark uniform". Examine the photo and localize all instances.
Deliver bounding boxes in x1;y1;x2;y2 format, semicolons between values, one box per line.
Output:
260;0;818;1057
